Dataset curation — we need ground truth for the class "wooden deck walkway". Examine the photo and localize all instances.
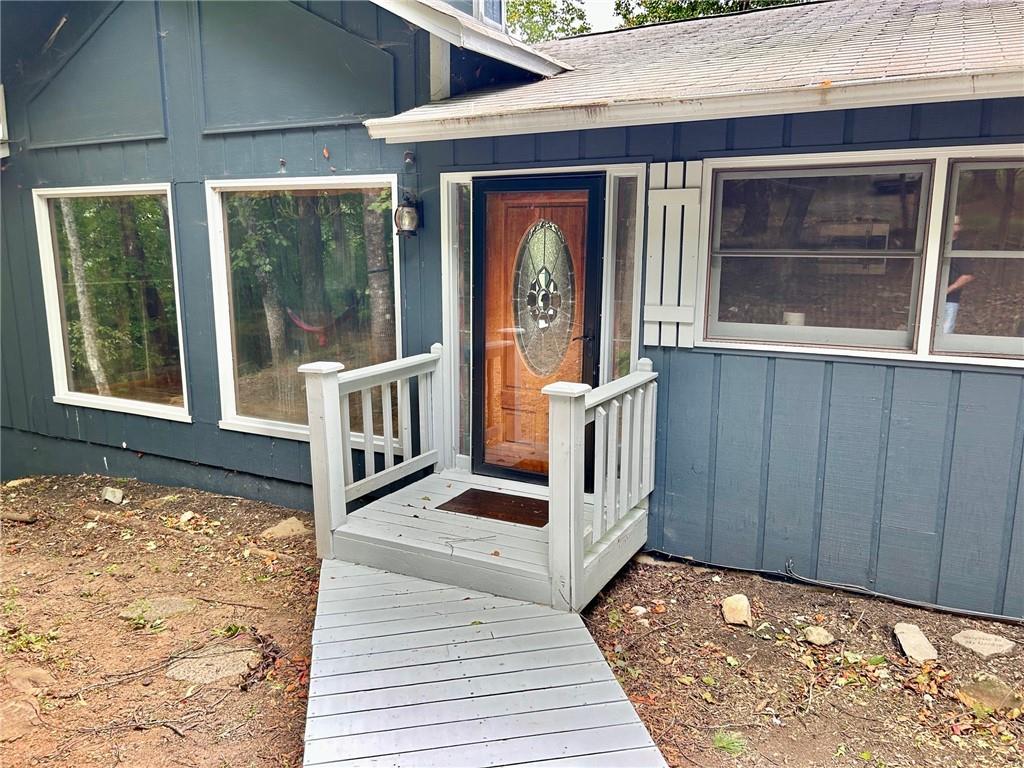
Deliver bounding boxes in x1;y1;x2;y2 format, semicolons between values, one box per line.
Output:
305;559;666;767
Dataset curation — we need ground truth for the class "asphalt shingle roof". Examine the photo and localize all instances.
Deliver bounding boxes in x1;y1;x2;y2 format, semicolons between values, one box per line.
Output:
366;0;1024;141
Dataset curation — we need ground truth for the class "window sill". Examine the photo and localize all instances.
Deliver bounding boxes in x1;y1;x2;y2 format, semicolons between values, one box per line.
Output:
217;416;403;451
53;393;192;423
694;337;1024;369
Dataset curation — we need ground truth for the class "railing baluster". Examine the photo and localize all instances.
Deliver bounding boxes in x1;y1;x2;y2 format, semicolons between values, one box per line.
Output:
643;381;657;495
417;372;432;455
619;393;633;519
592;405;607;542
630;387;644;508
381;382;395;469
399;377;413;460
606;397;620;529
361;388;374;479
340;393;354;485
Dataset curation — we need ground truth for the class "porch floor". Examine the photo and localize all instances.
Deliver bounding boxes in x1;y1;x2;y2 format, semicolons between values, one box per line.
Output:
333;472;601;605
305;559;666;767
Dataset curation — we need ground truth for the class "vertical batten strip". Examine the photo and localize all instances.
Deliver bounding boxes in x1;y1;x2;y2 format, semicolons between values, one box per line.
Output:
643;163;667;346
593;405;608;542
381;383;394;469
361;388;374;479
659;162;685;347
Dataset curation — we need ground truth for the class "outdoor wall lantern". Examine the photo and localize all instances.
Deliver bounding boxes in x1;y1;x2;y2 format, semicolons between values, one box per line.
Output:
394;196;421;237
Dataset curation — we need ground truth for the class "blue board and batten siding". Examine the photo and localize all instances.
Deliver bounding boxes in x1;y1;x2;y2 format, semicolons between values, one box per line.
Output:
1;2;1022;615
419;99;1024;618
1;1;431;508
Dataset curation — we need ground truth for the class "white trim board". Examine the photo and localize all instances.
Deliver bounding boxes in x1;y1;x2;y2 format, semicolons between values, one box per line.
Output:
365;70;1023;143
31;183;192;423
205;174;404;442
693;143;1024;368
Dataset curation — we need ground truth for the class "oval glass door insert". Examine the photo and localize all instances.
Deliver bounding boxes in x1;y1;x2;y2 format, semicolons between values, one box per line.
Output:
512;219;576;376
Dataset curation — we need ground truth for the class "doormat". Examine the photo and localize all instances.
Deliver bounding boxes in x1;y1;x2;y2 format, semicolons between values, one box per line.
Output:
438;488;548;528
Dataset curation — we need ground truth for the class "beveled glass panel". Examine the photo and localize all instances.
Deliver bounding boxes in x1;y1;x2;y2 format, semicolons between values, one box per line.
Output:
49;195;183;405
610;176;639;379
512;220;576;376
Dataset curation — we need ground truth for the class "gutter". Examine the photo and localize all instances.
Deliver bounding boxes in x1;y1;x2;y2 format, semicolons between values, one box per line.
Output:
365;70;1024;144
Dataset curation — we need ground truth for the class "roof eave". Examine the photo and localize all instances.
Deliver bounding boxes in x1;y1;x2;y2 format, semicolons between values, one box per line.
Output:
370;0;568;77
365;70;1024;143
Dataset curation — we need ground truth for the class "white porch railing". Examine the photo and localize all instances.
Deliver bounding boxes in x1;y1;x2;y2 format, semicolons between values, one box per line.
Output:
544;359;659;611
299;343;444;557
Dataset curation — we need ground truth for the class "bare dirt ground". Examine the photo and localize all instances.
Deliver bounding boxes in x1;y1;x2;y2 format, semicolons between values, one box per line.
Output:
3;474;1021;768
0;474;318;767
584;558;1024;768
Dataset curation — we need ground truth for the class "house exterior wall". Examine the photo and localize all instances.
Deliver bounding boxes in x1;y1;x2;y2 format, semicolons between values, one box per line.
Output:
0;0;432;508
415;98;1024;617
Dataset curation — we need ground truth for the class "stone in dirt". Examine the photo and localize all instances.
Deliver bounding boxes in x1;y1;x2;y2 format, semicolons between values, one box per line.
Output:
951;629;1016;660
956;674;1024;712
4;477;34;488
803;626;836;646
5;665;56;695
721;594;752;627
166;646;260;685
119;596;197;623
0;696;42;742
101;486;124;504
260;516;310;540
894;622;937;663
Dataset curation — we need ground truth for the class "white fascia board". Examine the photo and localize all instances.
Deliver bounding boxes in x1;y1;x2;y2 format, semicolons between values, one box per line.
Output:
366;70;1024;143
370;0;566;77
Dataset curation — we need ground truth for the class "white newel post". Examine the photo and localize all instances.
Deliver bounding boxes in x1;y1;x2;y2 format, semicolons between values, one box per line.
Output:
299;362;347;559
543;381;591;611
429;343;446;469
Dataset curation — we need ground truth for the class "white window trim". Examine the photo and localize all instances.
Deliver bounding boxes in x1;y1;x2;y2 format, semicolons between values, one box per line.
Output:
694;144;1024;368
439;163;648;469
32;183;192;423
205;174;403;444
472;0;505;29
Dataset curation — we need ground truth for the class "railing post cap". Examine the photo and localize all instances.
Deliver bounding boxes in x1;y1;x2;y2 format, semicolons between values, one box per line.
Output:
298;361;346;375
541;381;592;398
429;342;444;354
637;358;654;372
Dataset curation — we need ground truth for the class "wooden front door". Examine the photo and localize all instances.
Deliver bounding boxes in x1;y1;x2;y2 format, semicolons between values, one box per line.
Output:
472;175;605;481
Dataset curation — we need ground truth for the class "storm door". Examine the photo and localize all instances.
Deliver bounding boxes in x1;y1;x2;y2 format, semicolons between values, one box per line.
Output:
471;174;605;481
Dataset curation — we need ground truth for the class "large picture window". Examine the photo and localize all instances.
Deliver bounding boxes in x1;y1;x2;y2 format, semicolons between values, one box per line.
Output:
707;165;930;349
932;160;1024;358
209;177;400;437
33;185;188;421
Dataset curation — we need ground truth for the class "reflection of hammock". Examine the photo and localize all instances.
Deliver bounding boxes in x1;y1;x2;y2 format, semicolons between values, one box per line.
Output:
286;307;328;347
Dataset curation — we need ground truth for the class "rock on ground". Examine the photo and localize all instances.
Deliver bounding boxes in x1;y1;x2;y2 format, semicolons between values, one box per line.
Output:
0;697;42;742
721;594;752;627
803;626;836;646
101;486;124;504
166;646;260;685
952;629;1016;660
119;596;197;623
260;516;310;540
5;665;56;695
894;622;938;663
956;674;1024;712
3;477;34;488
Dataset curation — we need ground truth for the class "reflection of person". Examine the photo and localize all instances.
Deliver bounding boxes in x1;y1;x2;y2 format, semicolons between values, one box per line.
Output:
944;214;974;334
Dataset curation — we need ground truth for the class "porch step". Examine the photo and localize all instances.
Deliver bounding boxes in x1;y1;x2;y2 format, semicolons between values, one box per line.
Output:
333;475;553;605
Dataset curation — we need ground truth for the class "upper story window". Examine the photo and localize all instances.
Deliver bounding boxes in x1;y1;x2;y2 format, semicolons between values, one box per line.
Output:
707;164;931;349
33;185;189;421
208;177;400;439
475;0;504;27
932;160;1024;358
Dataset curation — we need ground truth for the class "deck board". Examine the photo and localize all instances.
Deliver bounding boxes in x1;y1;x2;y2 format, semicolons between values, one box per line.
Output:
305;559;665;768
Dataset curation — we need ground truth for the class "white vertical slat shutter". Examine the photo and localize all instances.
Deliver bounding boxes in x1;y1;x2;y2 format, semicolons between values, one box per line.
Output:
642;160;703;348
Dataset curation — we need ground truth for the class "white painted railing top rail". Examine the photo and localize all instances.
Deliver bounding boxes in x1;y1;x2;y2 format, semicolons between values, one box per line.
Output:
300;343;444;558
544;359;658;611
